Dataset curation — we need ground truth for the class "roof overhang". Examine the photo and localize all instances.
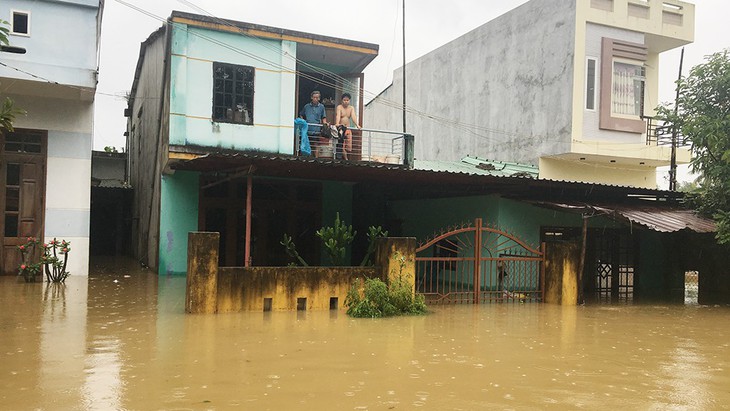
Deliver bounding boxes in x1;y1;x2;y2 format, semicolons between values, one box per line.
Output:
170;11;379;73
167;146;688;204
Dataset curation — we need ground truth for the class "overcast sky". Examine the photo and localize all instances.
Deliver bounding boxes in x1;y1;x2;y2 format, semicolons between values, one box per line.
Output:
95;0;730;167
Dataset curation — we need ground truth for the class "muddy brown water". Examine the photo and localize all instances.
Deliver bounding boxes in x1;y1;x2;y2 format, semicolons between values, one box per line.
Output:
1;260;729;410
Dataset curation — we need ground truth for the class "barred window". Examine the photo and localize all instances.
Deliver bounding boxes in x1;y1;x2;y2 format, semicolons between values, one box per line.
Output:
212;62;254;125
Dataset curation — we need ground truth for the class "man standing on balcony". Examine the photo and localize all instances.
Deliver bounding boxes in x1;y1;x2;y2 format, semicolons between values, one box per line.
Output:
297;90;328;156
335;92;359;160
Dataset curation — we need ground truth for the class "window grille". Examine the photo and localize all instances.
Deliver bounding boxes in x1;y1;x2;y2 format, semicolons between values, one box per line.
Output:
212;62;254;125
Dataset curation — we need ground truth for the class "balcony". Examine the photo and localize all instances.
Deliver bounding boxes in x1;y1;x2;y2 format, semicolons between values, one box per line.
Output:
296;124;414;168
644;116;689;147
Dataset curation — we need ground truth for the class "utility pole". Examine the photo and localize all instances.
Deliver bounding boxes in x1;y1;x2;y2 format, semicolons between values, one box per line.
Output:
402;0;406;133
669;47;684;191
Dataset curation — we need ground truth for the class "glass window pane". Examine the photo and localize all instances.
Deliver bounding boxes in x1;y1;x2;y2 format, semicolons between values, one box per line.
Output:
4;214;18;237
5;142;22;152
5;133;22;143
12;13;28;35
24;144;41;153
5;188;19;212
612;61;644;116
586;59;596;110
6;163;20;186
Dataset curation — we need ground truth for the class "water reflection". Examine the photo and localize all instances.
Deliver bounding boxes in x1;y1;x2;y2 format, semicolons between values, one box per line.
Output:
1;264;729;409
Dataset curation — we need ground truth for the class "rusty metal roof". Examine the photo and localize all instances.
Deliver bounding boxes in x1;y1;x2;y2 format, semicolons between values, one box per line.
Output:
594;205;716;233
534;202;716;233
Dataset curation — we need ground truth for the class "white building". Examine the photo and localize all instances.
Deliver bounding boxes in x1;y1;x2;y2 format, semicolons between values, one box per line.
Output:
366;0;695;188
0;0;103;276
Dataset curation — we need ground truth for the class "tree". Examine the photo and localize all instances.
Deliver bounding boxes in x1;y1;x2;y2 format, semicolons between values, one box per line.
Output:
657;49;730;243
0;20;25;132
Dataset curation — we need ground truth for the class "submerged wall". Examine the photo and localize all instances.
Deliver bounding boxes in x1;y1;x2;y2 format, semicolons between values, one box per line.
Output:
186;233;416;313
217;266;379;313
544;242;579;305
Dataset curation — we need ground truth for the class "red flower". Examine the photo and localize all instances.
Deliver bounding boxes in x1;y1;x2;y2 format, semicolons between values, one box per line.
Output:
20;264;26;270
19;245;25;250
43;243;48;248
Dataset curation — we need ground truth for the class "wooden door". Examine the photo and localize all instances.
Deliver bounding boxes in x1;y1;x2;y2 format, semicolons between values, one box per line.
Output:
0;129;47;275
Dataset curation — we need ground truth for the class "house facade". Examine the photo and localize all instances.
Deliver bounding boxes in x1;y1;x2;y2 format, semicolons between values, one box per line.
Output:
365;0;695;188
127;12;393;275
0;0;103;276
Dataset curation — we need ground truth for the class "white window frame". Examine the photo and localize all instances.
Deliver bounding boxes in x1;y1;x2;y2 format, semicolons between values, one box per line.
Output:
610;57;645;119
585;57;597;111
10;10;31;37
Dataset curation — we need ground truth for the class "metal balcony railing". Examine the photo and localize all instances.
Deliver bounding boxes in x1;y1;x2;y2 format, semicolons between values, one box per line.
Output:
643;116;689;147
296;124;414;168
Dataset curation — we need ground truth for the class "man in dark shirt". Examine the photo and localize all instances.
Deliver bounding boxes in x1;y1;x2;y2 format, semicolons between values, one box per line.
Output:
299;90;328;135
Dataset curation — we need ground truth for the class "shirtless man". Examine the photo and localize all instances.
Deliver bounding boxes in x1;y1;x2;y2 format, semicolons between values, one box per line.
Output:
335;93;359;160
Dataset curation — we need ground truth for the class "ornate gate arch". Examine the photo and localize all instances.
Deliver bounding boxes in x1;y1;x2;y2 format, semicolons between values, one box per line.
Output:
416;218;545;304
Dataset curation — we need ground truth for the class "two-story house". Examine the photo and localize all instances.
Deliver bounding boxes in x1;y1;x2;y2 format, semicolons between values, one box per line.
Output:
0;0;103;276
365;0;695;188
128;12;417;274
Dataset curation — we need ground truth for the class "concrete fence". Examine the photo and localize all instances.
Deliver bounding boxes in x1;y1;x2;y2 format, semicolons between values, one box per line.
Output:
185;232;416;314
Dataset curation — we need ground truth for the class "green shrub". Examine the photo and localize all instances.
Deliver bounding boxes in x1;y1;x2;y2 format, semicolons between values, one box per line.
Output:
345;277;427;318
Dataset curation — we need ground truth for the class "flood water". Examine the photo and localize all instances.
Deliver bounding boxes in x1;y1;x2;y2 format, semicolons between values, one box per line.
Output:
2;260;729;410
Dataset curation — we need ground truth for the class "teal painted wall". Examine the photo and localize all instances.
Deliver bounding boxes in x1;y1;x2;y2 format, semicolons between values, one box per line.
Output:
159;171;200;275
321;181;354;265
169;24;297;153
389;195;594;247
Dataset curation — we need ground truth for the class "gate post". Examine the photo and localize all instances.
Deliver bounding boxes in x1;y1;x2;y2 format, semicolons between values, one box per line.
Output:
186;232;220;314
543;242;579;305
474;218;482;304
374;237;416;293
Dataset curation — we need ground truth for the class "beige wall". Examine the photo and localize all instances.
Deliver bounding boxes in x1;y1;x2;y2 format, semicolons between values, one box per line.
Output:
567;0;695;186
216;267;380;313
540;157;659;188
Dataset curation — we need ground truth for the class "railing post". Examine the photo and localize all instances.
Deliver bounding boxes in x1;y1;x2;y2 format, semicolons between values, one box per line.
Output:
403;133;414;169
474;218;482;304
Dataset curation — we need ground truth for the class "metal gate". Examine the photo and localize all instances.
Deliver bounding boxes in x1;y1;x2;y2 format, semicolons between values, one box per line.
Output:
416;218;545;304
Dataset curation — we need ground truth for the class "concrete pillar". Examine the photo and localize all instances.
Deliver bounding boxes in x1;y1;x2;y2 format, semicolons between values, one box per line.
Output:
544;242;579;305
185;232;220;314
374;237;416;292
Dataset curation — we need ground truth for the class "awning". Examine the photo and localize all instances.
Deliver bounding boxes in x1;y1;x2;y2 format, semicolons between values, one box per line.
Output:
535;202;716;233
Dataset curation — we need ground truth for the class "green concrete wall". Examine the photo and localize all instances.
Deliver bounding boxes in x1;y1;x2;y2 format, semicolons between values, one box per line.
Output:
159;171;200;275
320;181;354;265
389;195;589;248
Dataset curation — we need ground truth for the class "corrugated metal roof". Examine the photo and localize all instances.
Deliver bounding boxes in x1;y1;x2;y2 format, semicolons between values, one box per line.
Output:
415;156;538;178
535;202;716;233
595;205;716;233
168;148;684;201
